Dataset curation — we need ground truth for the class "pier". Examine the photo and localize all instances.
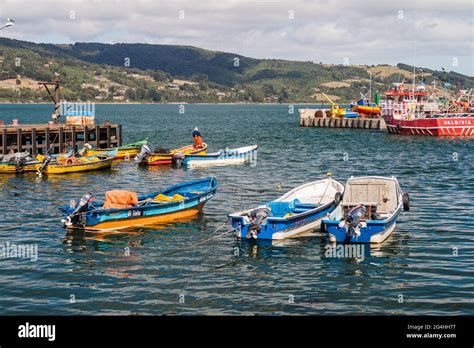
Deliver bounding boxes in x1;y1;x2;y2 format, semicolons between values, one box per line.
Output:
299;108;386;130
0;122;122;155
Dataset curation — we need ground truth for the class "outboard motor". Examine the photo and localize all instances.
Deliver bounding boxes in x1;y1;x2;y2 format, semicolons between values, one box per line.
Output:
78;143;93;156
36;155;52;177
343;204;366;241
172;152;185;167
134;144;153;163
61;192;93;228
14;155;27;171
247;207;271;239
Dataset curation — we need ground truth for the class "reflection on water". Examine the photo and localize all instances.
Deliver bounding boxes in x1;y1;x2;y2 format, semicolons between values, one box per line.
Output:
0;104;473;315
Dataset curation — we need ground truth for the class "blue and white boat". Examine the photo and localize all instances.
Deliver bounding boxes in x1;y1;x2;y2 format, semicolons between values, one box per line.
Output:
228;177;344;240
174;145;257;168
59;177;218;231
322;176;409;244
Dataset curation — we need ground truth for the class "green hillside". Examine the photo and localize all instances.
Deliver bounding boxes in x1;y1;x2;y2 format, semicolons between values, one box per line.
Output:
0;38;472;103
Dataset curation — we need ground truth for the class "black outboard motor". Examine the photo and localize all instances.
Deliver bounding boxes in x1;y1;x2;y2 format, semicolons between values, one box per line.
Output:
172;152;185;167
247;207;271;239
14;155;27;172
62;192;93;228
36;155;52;177
134;144;153;163
344;204;366;242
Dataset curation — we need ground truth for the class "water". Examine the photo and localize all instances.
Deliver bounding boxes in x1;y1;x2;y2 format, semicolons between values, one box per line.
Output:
0;104;473;315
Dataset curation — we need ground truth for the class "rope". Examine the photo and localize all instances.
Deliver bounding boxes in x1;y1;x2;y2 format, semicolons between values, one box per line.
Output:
154;220;237;259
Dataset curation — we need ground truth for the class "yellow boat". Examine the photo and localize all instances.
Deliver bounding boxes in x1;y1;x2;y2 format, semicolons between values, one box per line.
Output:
137;143;208;165
0;152;40;174
36;154;113;175
84;139;148;160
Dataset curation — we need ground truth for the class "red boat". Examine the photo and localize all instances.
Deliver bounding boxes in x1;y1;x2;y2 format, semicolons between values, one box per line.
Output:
381;83;474;136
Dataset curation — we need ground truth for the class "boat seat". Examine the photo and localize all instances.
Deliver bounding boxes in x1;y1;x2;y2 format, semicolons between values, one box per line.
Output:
152;193;185;202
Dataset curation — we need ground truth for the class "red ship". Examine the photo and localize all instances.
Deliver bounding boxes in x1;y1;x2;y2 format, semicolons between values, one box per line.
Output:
381;83;474;136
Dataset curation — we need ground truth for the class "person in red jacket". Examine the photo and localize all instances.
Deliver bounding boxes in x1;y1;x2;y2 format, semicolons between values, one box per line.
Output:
192;127;204;148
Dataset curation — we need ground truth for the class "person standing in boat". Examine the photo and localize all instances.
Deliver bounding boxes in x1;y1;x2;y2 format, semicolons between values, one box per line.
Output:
192;127;204;148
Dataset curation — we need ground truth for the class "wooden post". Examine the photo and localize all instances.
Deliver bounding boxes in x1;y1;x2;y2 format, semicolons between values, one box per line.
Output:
2;128;7;154
118;124;123;146
17;128;22;153
59;127;64;153
31;128;37;155
83;125;88;147
106;125;111;148
45;127;50;154
71;126;77;152
95;125;100;148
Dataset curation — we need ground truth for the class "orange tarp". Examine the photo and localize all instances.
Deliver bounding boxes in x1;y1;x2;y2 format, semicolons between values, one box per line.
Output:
103;190;139;209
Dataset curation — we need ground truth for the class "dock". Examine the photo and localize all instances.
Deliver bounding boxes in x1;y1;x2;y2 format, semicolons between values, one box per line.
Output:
0;122;122;155
299;108;386;130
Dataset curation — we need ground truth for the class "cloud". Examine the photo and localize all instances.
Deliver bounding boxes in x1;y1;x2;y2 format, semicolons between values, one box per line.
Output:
0;0;472;75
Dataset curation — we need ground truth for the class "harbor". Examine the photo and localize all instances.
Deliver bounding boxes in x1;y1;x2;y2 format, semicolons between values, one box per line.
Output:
299;108;386;130
1;103;472;316
0;122;122;155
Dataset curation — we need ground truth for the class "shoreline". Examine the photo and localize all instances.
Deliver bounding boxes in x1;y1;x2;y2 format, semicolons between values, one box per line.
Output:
0;101;327;106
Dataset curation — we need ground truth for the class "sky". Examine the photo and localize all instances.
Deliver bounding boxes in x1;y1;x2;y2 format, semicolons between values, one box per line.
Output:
0;0;473;75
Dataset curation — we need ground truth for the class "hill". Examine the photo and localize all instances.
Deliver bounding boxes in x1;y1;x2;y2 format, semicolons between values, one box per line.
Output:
0;38;472;103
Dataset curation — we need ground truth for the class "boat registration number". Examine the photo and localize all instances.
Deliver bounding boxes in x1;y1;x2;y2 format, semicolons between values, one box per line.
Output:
199;193;214;203
128;209;144;217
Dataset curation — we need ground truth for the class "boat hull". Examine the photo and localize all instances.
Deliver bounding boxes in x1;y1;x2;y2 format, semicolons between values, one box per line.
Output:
87;147;141;160
0;162;39;174
182;145;257;168
353;105;381;116
73;203;205;230
324;210;400;244
232;202;337;240
144;144;208;165
37;157;113;174
384;116;474;136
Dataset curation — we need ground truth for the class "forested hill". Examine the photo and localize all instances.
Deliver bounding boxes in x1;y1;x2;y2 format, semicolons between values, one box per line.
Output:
0;38;472;103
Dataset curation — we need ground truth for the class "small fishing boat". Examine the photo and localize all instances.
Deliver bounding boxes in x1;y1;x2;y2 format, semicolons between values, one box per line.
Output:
322;176;409;244
36;152;115;176
174;145;257;168
60;177;218;230
135;143;208;165
228;177;344;240
0;152;40;173
83;139;148;160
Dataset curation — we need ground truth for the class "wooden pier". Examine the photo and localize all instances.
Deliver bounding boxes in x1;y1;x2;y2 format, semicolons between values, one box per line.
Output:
299;108;386;130
0;122;122;155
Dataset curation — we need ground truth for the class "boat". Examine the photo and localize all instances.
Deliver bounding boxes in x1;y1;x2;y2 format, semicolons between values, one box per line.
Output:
83;139;148;160
135;143;208;165
228;177;344;240
174;145;257;168
382;82;474;136
59;177;218;230
35;152;115;175
0;152;40;173
322;176;409;244
351;99;381;116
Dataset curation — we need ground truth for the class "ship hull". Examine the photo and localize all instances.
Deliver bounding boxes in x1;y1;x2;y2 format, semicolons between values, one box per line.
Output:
384;116;474;136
